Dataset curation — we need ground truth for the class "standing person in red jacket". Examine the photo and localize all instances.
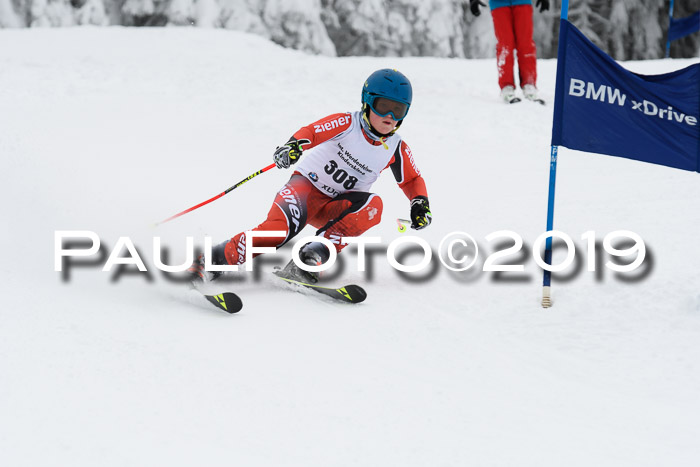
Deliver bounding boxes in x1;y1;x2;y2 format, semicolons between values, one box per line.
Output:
469;0;549;104
188;68;431;285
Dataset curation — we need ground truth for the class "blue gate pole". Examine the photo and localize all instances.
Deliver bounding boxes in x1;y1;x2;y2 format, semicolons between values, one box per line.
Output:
666;0;675;58
541;145;559;308
541;0;569;308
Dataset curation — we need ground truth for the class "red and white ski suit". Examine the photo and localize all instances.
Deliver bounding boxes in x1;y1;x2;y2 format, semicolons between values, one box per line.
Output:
222;111;428;266
491;3;538;90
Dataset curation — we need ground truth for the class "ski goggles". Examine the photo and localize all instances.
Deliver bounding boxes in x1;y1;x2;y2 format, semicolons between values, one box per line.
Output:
368;96;410;120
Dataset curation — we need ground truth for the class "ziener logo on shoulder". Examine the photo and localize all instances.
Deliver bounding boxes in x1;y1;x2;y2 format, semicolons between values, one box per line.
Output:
403;143;420;175
314;115;351;133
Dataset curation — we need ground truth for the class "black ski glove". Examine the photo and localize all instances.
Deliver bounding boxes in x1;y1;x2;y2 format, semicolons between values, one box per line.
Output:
536;0;549;13
470;0;486;16
273;137;310;169
410;196;432;230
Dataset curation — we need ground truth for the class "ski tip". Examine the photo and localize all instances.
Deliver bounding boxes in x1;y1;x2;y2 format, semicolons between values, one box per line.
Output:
204;292;243;314
342;285;367;303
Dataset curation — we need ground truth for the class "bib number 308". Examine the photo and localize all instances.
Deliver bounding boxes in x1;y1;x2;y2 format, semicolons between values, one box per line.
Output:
324;160;358;189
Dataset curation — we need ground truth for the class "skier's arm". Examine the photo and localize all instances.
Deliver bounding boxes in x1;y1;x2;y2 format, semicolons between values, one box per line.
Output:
387;141;428;200
274;113;353;169
291;113;353;149
387;141;432;230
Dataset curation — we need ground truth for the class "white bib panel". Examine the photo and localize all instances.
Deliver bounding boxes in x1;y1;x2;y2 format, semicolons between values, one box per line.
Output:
296;111;401;198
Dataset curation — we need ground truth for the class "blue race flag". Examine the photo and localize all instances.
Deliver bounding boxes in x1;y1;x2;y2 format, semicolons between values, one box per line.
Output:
552;20;700;173
669;11;700;42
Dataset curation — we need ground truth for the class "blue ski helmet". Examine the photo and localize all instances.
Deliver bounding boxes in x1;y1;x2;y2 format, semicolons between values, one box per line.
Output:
361;69;413;121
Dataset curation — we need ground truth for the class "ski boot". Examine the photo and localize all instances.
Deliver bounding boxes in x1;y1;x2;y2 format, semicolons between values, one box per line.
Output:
186;241;228;286
277;242;331;284
500;85;521;104
522;84;545;105
187;253;222;286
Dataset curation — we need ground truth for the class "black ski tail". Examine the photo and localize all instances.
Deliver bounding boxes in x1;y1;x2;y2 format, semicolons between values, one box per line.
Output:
201;291;243;313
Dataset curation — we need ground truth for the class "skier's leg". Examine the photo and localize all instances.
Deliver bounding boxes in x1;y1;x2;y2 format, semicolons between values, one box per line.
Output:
311;191;383;253
513;4;537;88
491;6;517;90
274;191;382;283
222;174;316;266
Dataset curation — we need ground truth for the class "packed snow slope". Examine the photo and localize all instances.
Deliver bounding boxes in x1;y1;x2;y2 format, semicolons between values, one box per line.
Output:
1;27;699;467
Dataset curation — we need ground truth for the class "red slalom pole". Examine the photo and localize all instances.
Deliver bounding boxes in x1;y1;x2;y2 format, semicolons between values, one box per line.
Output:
156;163;277;226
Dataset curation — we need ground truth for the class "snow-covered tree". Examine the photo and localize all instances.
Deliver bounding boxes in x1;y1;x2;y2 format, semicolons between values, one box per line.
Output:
409;0;465;57
122;0;168;26
263;0;336;56
532;2;557;58
604;0;665;60
0;0;21;27
29;0;76;26
74;0;109;26
166;0;194;25
220;0;269;40
567;0;609;47
122;0;154;17
195;0;219;27
321;0;390;56
669;0;700;58
1;0;698;59
321;0;465;57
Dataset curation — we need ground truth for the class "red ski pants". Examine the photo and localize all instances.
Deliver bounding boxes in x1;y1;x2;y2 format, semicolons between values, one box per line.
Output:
491;5;537;89
224;174;383;265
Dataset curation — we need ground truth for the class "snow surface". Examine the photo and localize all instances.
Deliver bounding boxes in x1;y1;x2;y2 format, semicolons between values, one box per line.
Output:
1;27;699;466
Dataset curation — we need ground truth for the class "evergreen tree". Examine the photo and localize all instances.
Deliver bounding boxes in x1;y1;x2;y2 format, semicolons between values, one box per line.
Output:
0;0;21;26
0;0;698;59
30;0;75;26
74;0;109;25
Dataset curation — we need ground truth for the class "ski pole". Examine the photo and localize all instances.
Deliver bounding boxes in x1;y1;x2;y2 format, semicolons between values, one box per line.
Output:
156;163;277;226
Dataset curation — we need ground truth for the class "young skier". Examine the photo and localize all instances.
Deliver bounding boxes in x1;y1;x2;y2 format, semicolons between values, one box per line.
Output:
468;0;549;103
188;68;432;285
